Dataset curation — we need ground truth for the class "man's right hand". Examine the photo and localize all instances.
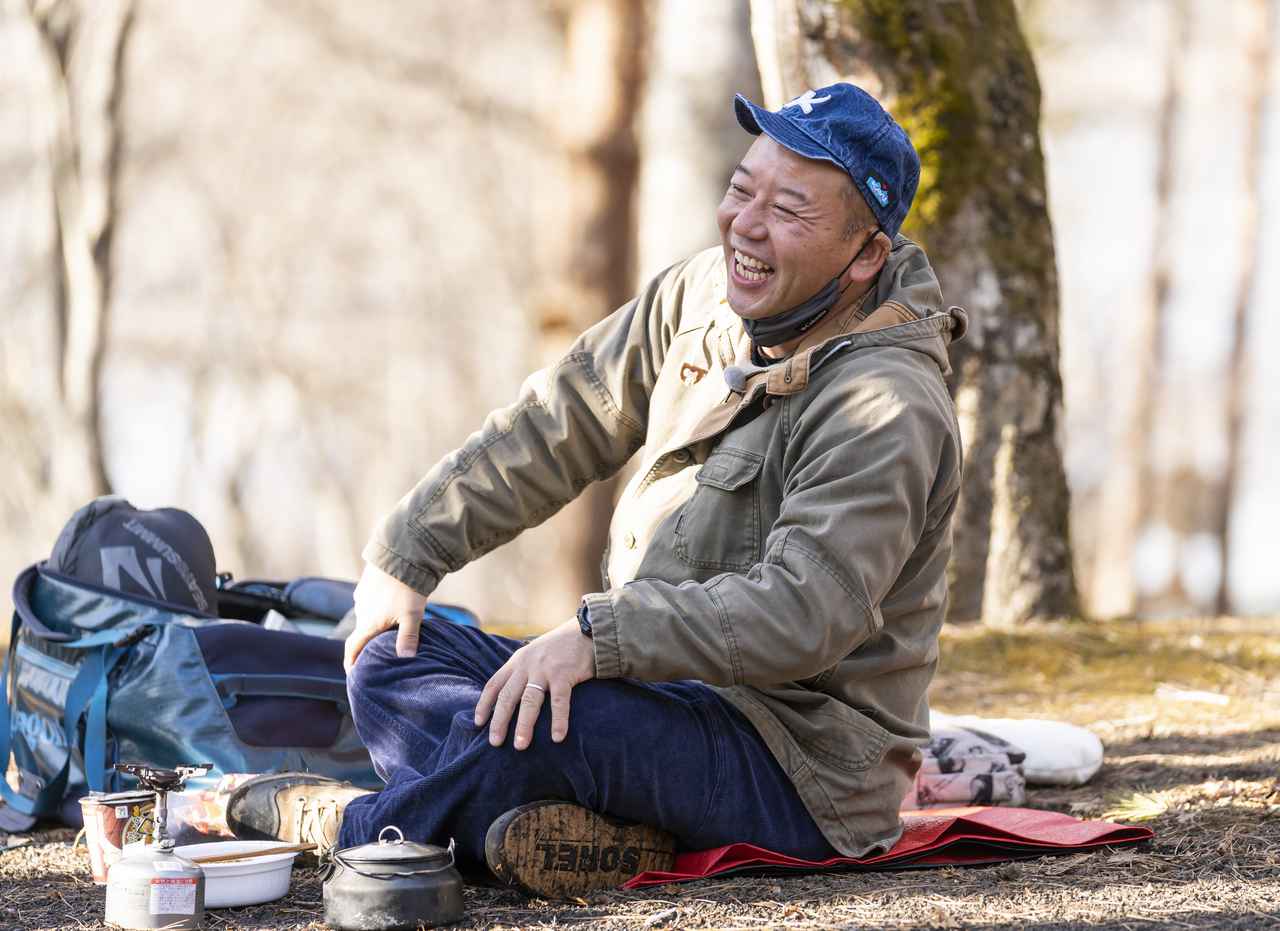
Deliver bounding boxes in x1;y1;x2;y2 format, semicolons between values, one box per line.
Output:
344;561;429;673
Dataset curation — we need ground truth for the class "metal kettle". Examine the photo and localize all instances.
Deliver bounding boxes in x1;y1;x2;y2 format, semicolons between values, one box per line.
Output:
322;826;464;930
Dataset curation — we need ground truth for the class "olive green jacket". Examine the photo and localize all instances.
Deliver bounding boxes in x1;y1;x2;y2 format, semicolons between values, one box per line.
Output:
364;239;966;857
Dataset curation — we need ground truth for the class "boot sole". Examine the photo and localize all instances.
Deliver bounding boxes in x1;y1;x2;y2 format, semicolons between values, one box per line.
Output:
485;801;676;899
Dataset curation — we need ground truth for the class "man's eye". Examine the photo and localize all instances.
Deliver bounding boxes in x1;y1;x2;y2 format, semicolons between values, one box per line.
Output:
772;204;797;217
729;183;749;196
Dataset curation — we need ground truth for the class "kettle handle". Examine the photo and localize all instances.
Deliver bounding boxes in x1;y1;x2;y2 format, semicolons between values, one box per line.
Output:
378;825;405;845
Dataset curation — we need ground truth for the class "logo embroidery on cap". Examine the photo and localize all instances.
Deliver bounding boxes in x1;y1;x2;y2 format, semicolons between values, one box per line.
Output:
100;546;168;601
784;90;832;115
865;174;891;207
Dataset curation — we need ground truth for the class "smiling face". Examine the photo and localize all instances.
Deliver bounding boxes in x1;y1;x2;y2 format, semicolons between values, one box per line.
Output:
716;135;875;321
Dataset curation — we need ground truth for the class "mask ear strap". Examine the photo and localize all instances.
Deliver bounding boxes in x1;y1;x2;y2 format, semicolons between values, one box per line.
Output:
833;226;883;301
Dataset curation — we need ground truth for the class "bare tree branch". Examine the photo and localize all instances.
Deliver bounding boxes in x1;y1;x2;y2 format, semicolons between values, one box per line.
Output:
27;0;136;500
1215;0;1271;615
268;0;548;138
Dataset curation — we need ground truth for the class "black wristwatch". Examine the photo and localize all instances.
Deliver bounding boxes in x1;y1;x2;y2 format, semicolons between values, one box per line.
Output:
577;601;594;639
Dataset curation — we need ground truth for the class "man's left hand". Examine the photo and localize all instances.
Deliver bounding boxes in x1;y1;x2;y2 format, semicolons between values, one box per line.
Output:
474;619;596;750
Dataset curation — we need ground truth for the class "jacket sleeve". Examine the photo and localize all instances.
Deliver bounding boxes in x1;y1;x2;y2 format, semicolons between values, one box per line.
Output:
363;262;691;596
584;353;957;686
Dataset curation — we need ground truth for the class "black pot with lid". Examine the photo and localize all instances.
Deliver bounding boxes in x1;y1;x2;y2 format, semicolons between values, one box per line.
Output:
323;826;465;930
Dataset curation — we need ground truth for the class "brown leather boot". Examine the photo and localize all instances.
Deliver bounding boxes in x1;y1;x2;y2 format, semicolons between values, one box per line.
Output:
225;772;373;852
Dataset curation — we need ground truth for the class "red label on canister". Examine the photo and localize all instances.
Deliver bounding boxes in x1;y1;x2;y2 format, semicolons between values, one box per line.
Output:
150;877;198;915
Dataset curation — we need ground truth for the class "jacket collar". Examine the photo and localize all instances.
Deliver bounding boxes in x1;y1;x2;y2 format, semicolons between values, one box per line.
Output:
720;236;967;395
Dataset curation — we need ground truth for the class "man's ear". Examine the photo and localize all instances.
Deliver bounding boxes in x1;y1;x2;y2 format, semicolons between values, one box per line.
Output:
851;229;891;281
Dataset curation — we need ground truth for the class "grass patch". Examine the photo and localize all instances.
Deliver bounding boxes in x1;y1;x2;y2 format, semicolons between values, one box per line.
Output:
932;617;1280;724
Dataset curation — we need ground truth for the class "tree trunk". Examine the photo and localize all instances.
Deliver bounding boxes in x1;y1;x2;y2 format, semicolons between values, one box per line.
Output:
1128;0;1191;616
28;0;136;505
750;0;1079;624
535;0;649;601
635;0;761;277
1214;0;1272;616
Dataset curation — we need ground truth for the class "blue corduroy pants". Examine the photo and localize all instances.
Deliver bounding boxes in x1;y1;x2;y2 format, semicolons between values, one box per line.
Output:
337;619;837;870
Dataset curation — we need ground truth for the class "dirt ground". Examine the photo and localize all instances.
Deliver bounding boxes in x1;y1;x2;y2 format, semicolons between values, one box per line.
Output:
3;616;1278;930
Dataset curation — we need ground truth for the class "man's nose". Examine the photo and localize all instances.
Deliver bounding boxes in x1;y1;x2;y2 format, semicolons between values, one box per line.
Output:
731;197;767;239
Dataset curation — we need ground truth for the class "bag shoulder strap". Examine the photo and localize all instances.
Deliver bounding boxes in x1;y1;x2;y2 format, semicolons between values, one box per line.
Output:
0;574;138;816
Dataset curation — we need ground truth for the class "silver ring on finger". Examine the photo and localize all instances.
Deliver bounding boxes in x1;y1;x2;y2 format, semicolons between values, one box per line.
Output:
524;682;546;693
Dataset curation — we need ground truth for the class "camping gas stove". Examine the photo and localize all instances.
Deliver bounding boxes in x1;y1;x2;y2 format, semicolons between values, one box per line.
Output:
104;762;211;930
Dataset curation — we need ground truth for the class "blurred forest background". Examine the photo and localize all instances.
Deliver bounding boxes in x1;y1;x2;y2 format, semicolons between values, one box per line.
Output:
1;0;1276;631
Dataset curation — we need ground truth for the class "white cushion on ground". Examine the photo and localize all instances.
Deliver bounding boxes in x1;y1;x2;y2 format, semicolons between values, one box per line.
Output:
930;711;1104;786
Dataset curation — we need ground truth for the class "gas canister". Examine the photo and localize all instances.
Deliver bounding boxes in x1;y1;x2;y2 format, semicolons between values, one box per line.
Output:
103;763;210;931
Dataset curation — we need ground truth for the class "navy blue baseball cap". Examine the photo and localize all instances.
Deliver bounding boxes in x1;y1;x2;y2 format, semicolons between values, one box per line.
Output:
48;495;219;616
734;83;920;238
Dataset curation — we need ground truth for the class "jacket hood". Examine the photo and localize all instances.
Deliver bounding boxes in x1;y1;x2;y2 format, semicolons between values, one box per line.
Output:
845;235;967;377
876;236;944;317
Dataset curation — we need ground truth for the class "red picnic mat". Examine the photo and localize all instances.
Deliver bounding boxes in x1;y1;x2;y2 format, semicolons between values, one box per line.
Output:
624;806;1154;888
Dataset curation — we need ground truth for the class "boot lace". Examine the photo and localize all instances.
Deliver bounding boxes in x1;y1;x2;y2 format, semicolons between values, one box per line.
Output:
293;795;341;853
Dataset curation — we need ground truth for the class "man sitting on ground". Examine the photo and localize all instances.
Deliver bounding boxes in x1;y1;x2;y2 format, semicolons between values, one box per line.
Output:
228;82;966;899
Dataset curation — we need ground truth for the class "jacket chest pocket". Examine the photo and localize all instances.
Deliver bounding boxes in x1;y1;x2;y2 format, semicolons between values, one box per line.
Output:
674;447;764;572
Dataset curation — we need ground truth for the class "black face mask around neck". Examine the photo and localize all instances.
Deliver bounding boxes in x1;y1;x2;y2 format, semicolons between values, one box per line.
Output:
742;228;881;349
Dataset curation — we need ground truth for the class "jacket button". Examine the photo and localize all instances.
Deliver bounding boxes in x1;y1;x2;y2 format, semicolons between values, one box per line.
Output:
623;532;637;549
672;449;691;464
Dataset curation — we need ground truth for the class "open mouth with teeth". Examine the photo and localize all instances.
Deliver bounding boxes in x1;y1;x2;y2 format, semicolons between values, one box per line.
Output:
733;249;775;283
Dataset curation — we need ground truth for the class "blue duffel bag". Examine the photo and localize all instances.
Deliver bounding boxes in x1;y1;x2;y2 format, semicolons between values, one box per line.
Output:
0;498;477;828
